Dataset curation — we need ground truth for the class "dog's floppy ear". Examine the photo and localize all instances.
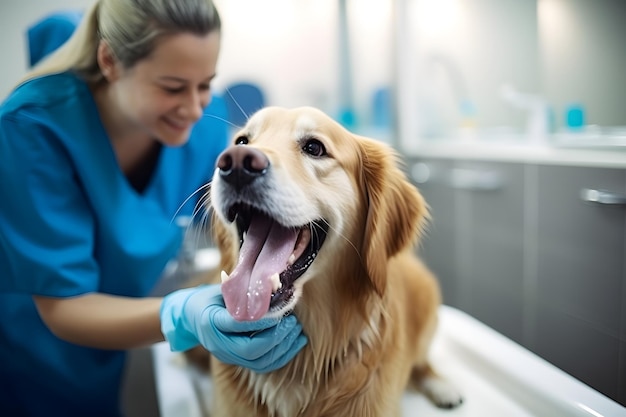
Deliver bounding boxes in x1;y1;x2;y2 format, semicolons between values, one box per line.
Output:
357;137;428;297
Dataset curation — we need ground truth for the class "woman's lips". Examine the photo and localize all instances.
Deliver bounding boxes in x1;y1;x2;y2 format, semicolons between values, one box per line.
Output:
163;117;191;132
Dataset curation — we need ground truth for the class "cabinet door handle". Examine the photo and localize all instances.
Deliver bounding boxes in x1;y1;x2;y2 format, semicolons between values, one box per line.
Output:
580;188;626;206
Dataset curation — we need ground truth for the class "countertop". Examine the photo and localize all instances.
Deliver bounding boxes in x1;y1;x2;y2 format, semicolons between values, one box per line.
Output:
403;140;626;168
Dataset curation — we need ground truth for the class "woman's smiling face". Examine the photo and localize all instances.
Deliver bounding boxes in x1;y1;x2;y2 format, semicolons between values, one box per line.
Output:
108;30;221;146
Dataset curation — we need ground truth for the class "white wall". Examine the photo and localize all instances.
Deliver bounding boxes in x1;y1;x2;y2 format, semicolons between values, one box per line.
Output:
0;0;96;99
197;0;394;123
539;0;626;127
406;0;540;138
0;0;394;127
212;0;340;111
1;0;623;134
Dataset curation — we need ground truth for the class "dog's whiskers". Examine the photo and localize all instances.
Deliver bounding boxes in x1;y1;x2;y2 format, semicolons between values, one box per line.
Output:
190;187;211;222
202;112;241;131
168;183;214;253
187;187;216;249
312;219;362;262
171;182;211;224
224;87;252;122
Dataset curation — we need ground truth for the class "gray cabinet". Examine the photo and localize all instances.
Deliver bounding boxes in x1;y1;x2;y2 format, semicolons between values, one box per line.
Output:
533;165;626;403
410;159;458;305
455;161;526;345
411;159;526;343
409;157;626;406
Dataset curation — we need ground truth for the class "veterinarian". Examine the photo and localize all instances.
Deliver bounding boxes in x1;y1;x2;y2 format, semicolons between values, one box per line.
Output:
0;1;307;416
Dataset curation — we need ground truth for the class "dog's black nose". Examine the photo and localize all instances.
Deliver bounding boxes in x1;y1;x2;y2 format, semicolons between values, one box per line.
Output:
217;146;269;190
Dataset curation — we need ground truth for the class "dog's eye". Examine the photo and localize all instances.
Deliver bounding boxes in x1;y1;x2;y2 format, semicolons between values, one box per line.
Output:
302;139;326;157
235;136;249;145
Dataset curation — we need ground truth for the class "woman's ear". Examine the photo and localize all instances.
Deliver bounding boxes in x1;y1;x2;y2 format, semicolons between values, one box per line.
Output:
97;40;119;82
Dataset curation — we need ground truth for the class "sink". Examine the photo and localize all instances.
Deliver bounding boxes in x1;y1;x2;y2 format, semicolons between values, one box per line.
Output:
152;304;626;417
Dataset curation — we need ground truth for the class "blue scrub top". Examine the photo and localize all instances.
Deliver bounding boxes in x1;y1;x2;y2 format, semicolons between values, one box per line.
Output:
0;72;228;416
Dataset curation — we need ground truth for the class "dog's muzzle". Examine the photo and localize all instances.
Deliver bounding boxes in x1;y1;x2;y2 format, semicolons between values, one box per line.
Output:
214;145;328;322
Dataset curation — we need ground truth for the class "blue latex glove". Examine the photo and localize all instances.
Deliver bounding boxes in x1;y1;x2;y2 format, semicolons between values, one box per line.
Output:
160;284;307;373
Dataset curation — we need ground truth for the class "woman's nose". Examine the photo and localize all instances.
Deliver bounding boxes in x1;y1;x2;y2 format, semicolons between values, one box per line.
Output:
180;90;207;120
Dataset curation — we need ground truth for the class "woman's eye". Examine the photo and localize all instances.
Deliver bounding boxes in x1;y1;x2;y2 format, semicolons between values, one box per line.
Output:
235;136;249;145
302;139;326;157
163;86;185;94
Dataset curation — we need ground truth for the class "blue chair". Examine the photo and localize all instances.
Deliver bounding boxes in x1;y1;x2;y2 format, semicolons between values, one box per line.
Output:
222;82;266;127
27;10;83;67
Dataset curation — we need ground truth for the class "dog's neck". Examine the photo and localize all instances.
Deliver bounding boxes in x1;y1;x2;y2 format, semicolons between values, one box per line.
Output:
217;226;392;416
242;266;389;417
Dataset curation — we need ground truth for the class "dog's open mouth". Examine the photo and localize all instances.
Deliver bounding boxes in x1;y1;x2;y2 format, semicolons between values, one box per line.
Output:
220;204;328;321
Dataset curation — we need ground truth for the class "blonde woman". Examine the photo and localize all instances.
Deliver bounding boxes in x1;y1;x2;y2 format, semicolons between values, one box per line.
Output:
0;1;306;416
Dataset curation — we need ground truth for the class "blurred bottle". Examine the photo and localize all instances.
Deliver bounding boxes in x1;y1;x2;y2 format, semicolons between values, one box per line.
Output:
565;104;585;131
458;99;478;141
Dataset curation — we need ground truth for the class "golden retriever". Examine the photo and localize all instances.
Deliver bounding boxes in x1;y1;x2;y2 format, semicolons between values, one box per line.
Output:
206;106;463;417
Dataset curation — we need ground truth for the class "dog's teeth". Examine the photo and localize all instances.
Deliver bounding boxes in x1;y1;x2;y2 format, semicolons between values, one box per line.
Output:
221;270;231;283
288;254;296;265
270;273;282;292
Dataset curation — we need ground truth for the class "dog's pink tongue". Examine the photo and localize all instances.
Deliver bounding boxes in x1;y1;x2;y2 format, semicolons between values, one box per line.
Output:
222;213;298;321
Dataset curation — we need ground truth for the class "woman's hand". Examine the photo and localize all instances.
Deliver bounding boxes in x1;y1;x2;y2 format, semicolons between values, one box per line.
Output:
160;284;307;373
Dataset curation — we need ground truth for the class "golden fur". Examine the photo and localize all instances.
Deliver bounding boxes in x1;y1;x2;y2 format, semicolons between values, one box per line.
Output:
205;106;462;417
